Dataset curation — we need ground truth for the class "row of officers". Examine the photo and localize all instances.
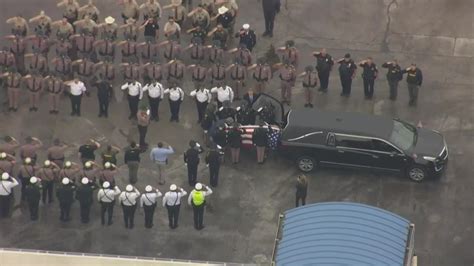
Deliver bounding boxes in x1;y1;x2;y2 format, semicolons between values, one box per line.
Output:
0;171;213;231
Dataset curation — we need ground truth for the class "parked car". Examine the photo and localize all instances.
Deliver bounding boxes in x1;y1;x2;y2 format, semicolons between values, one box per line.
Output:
279;109;448;182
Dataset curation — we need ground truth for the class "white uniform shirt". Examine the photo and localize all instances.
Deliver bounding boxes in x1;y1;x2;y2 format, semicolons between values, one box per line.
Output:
187;187;213;205
143;82;165;99
97;187;121;203
0;178;19;196
140;190;162;207
69;81;87;96
162;189;187;207
190;88;211;103
119;189;141;206
164;87;184;101
211;86;234;103
121;82;143;99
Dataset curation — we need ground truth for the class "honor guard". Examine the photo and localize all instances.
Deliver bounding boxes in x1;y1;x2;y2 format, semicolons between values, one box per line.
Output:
97;181;121;225
248;58;272;93
190;86;211;123
163;0;187;26
119;184;140;229
337;53;357;97
382;60;403;101
216;100;236;120
29;11;52;37
184;140;204;187
37;160;60;204
72;59;95;88
51;18;74;41
160;40;182;61
25;176;42;220
207;25;228;49
228;44;252;67
73;15;98;36
235;24;256;51
313;48;334;93
70;33;96;60
275;60;297;105
0;153;15;175
65;78;87;116
138;41;159;63
140;0;162;20
22;74;44;112
99;16;119;41
401;63;423;106
164;83;184;122
19;136;43;165
25;53;48;76
140;185;162;228
0;173;19;218
56;177;76;222
0;71;22;112
205;144;222;187
298;66;318;108
79;0;100;22
185;39;205;62
120;0;140;23
143;81;165;121
52;55;72;80
358;57;378;99
228;123;244;164
94;39;116;62
188;5;211;29
277;40;299;68
188;183;212;230
58;161;80;182
57;0;80;25
143;62;163;84
119;18;139;41
236;101;256;125
121;80;143;119
226;58;247;100
75;177;96;223
94;61;116;83
44;75;65;114
188;63;207;90
162;184;187;229
17;157;36;201
6;15;29;37
208;60;226;85
166;59;185;86
211;82;234;108
5;36;27;74
120;62;141;82
92;74;113;117
118;40;138;63
25;34;54;58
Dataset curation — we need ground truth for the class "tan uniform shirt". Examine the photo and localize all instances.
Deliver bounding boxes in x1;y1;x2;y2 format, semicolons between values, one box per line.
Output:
0;142;19;156
18;164;36;178
0;160;14;174
37;167;57;182
19;143;41;158
144;63;162;81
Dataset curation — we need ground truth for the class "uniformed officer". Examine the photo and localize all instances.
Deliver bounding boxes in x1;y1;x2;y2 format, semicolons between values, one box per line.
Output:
200;104;217;145
275;60;297;105
79;0;100;22
119;17;139;41
401;63;423;106
44;75;65;114
19;136;43;165
54;39;73;59
337;53;357;97
206;24;227;49
6;15;29;37
51;54;72;80
228;123;244;164
160;40;182;61
29;11;52;37
70;33;96;60
143;81;165;121
24;53;48;76
208;61;226;86
213;6;234;35
75;177;96;223
0;172;19;218
227;58;247;100
162;184;187;229
5;35;27;74
25;176;42;220
216;100;236;120
72;58;95;89
101;145;120;166
140;185;162;228
0;48;16;76
163;0;187;27
188;5;211;29
0;136;19;157
51;18;74;41
140;0;162;20
313;48;334;93
235;24;256;52
0;153;15;177
187;25;207;45
138;41;159;64
92;74;113;117
120;0;140;23
56;177;76;222
121;80;143;120
119;184;140;229
97;181;121;225
0;71;22;112
117;39;138;63
205;144;222;187
78;139;100;165
94;39;116;62
252;122;269;164
211;125;227;161
188;183;212;230
211;82;234;108
189;85;211;123
37;160;60;204
57;0;80;24
184;140;204;187
262;0;280;37
21;74;44;112
298;66;318;108
229;44;252;67
382;60;403;101
257;100;276;125
17;157;36;201
165;59;185;86
99;162;118;186
94;61;116;84
143;62;163;85
124;141;141;184
65;78;87;116
188;63;207;91
73;15;98;36
58;161;80;182
358;57;378;99
185;39;205;62
137;107;151;150
164;82;185;122
80;160;98;185
120;56;142;81
47;138;68;166
98;16;119;41
277;40;299;68
163;16;182;42
236;101;256;125
248;58;271;93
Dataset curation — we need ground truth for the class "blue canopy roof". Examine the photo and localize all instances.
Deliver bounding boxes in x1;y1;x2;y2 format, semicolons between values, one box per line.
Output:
275;202;411;266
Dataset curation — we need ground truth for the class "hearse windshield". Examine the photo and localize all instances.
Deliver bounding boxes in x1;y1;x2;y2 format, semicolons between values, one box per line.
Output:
389;120;417;151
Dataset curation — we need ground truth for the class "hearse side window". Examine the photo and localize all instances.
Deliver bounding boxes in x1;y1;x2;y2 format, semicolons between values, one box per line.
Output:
326;133;336;146
372;139;399;153
335;135;373;150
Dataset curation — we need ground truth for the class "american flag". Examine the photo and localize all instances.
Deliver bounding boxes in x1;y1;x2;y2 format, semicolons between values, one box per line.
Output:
226;125;281;149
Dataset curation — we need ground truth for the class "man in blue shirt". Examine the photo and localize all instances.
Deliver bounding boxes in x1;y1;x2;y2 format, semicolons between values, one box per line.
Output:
150;142;174;185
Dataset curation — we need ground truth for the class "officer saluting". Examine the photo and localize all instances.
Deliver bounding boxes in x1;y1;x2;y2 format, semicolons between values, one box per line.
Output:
164;82;184;122
143;81;165;122
297;66;318;108
140;185;162;228
248;58;271;93
401;63;423;106
25;176;42;221
189;85;211;123
312;48;333;93
119;184;140;229
358;57;378;100
121;80;143;120
226;58;247;100
184;140;204;187
97;181;121;225
188;183;212;230
162;184;186;229
75;177;96;223
0;172;19;218
65;78;87;116
211;82;234;108
337;53;357;97
205;144;222;187
44;75;65;114
381;60;403;101
56;177;76;222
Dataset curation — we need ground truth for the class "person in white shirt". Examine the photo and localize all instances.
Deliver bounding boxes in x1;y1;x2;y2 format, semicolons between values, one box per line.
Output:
142;81;164;121
119;184;140;229
65;79;87;116
121;81;143;120
163;83;184;122
0;172;19;218
190;87;211;123
97;181;121;225
140;185;162;228
162;184;187;229
188;182;212;230
211;83;234;108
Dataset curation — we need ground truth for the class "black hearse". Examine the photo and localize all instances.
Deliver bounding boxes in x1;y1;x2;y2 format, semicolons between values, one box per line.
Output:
280;109;448;182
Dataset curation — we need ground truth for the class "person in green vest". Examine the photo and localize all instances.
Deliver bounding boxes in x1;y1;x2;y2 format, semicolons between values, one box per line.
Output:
187;182;212;230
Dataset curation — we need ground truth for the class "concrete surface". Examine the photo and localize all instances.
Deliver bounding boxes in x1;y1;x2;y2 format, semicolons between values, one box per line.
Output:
0;0;473;265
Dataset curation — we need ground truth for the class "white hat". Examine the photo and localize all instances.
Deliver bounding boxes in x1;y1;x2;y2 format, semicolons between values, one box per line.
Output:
171;0;182;5
104;162;111;169
62;177;70;185
65;161;72;167
103;181;110;188
126;184;133;192
85;161;92;168
242;24;250;30
25;157;32;164
30;176;38;184
170;184;177;191
44;160;51;166
145;185;153;192
0;152;6;159
1;172;9;180
216;145;222;150
218;6;229;15
81;177;89;185
195;183;203;190
105;16;115;24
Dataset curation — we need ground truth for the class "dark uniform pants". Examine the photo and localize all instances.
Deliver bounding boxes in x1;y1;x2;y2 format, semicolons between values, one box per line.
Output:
187;163;198;187
79;201;92;223
138;125;148;147
19;176;30;201
169;100;181;121
28;199;40;220
166;204;180;228
363;78;375;98
407;83;419;105
100;201;115;225
0;195;12;218
143;203;156;228
148;96;161;120
192;202;205;229
340;76;352;95
42;181;54;204
210;165;220;187
296;194;307;207
127;95;139;118
59;201;72;221
196;101;208;123
122;204;137;228
318;71;330;91
263;10;276;34
98;94;109;116
388;80;399;100
70;94;82;115
127;161;139;184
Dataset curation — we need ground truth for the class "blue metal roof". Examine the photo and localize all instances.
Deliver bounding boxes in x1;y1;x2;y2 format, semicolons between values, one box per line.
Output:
275;202;411;266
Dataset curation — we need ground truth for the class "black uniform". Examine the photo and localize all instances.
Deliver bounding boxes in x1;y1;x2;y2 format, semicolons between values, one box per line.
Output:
216;106;236;120
236;30;257;51
228;128;243;149
212;128;227;148
56;183;76;221
338;60;357;96
381;63;403;100
205;149;221;187
236;106;256;125
402;67;423;106
184;146;204;187
360;62;378;99
94;80;113;117
314;53;334;92
262;0;280;36
75;182;96;223
25;184;41;220
296;181;308;207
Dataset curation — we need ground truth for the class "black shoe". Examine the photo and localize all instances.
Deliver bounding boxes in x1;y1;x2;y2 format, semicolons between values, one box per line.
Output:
108;221;113;226
269;33;273;37
13;108;18;112
176;118;180;122
29;108;34;112
309;103;314;108
71;112;75;116
262;31;269;37
49;110;54;114
169;117;173;122
340;93;345;96
34;107;38;112
98;113;102;117
318;88;323;92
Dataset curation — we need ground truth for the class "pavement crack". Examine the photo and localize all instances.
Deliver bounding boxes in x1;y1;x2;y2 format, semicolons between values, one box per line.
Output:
381;0;399;52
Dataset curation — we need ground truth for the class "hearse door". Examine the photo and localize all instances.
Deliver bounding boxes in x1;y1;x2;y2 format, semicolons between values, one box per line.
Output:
332;134;378;169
